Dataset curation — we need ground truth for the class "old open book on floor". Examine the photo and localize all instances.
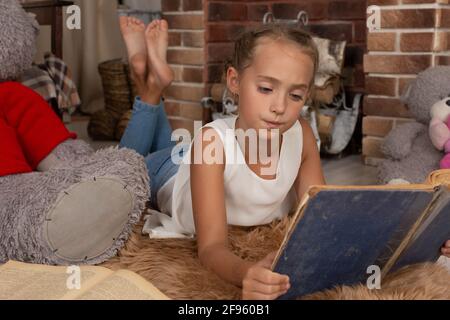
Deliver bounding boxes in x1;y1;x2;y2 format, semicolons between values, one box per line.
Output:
272;169;450;299
0;260;169;300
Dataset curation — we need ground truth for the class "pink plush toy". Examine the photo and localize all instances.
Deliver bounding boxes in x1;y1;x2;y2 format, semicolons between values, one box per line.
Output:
429;97;450;169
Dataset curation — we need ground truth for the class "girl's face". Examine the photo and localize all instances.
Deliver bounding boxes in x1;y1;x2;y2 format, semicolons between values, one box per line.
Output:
227;38;315;135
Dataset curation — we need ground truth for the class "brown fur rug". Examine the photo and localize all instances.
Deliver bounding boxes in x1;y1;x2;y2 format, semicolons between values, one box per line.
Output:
100;215;450;300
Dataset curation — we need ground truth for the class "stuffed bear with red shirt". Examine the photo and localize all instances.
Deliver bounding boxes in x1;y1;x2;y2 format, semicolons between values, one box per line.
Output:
0;0;149;266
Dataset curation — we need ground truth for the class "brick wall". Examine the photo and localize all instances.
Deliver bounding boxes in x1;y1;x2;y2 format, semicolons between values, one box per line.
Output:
205;0;368;99
363;0;450;166
162;0;204;135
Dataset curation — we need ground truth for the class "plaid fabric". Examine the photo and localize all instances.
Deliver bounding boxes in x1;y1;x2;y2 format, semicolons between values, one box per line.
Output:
20;53;81;115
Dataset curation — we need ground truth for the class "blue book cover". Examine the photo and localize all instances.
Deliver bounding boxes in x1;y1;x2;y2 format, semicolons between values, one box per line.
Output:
272;185;450;300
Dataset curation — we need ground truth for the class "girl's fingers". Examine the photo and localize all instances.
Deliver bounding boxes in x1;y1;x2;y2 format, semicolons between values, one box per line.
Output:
253;267;289;286
246;279;290;296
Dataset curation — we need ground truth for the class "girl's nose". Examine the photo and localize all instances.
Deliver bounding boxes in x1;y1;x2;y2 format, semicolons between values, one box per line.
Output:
270;96;288;115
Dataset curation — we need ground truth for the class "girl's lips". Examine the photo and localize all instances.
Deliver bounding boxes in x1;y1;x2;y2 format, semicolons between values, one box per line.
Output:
264;120;283;128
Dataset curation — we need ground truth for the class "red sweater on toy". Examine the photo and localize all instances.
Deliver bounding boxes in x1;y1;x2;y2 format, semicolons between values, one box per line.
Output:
0;81;76;176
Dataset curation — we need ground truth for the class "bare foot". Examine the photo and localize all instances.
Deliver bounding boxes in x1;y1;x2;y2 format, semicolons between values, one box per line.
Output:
119;16;147;81
145;19;174;93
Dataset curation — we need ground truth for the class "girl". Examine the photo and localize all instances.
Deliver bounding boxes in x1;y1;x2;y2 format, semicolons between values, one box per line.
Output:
118;17;450;300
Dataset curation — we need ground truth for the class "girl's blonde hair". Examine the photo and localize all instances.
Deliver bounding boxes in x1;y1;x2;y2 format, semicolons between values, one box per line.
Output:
225;23;319;89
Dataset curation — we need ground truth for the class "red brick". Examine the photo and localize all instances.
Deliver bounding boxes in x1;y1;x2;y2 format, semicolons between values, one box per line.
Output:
206;63;225;83
363;96;410;118
183;0;202;11
363;116;394;137
162;0;180;12
435;55;450;66
440;9;450;28
367;0;398;4
163;101;181;116
183;31;204;48
307;1;329;20
165;83;205;102
207;43;235;63
169;32;181;46
247;4;270;22
165;100;203;120
328;1;366;20
179;102;203;120
364;54;432;74
171;65;183;82
163;14;203;29
381;9;436;29
167;48;204;65
208;3;247;21
402;0;439;3
367;33;396;51
400;33;434;52
183;67;203;83
168;117;195;136
363;136;385;158
207;24;245;42
365;76;397;96
435;32;450;51
272;2;309;20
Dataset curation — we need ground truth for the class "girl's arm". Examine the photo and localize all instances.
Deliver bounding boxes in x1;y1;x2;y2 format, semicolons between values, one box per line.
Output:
191;127;289;299
294;117;326;200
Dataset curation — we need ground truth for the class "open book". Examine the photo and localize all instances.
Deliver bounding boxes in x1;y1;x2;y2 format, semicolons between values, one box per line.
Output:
272;169;450;299
0;260;169;300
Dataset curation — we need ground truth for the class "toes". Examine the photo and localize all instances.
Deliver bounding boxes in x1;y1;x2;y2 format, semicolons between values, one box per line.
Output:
146;20;158;33
119;15;129;29
159;19;168;31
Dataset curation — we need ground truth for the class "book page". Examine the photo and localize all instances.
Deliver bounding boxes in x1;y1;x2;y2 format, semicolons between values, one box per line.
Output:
0;261;112;300
74;270;169;300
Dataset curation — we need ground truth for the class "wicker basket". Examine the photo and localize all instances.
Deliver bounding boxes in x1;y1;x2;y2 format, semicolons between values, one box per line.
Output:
88;110;118;141
89;59;137;140
98;59;136;119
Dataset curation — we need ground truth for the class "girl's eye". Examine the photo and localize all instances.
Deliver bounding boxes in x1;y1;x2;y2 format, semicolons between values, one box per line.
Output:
258;87;272;94
290;94;304;101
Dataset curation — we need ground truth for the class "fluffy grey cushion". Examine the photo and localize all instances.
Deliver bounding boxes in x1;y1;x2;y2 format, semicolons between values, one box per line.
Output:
0;140;150;265
0;0;39;81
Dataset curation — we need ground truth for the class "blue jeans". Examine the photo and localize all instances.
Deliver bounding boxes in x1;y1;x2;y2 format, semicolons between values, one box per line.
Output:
119;97;185;209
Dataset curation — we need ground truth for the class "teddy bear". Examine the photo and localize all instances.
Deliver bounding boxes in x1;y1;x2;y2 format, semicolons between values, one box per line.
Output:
429;97;450;169
0;0;149;265
377;66;450;184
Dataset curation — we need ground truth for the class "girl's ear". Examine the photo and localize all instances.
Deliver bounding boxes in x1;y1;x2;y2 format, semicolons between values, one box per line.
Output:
226;66;240;96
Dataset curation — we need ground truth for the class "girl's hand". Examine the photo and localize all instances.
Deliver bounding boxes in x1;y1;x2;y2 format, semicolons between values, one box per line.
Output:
441;240;450;257
242;251;290;300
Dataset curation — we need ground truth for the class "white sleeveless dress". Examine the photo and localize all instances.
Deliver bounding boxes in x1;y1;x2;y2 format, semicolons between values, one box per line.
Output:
143;115;303;238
